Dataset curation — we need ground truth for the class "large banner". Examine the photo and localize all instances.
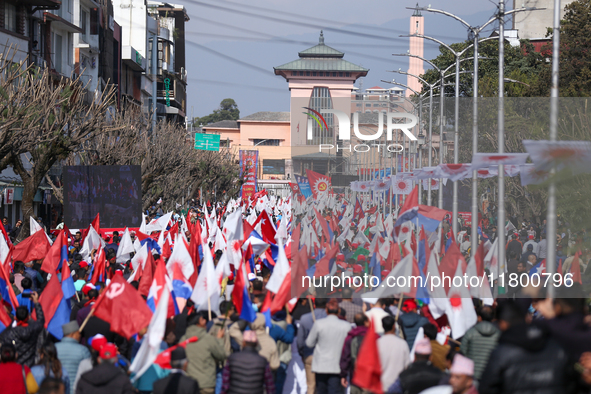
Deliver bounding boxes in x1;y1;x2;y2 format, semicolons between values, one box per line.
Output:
305;169;331;198
239;150;258;201
63;166;142;228
294;174;312;199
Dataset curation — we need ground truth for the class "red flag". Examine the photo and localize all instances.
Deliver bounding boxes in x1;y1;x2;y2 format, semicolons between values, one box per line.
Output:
154;337;198;369
41;230;66;273
93;275;153;339
91;213;100;232
270;270;292;315
0;260;18;309
314;208;331;243
253;210;276;244
388;243;401;270
292;247;309;298
439;241;465;294
162;237;172;261
305;169;331;198
571;251;582;284
12;230;51;263
34;275;62;327
138;252;156;297
352;318;383;393
0;296;12;327
188;222;202;286
0;221;12;247
90;247;107;285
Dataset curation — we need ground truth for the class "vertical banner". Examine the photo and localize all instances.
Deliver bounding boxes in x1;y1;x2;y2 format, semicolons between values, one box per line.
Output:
4;188;14;205
294;174;312;199
239;150;259;201
305;169;331;199
397;154;416;172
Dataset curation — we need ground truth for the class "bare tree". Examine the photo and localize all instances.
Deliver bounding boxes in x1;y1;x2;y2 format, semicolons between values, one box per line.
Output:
6;65;118;241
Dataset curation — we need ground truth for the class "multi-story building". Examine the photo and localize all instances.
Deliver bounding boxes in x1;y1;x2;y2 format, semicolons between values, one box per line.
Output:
147;1;188;124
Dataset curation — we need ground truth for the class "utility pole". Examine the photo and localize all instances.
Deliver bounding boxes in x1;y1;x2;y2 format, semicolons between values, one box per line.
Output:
151;33;158;133
497;0;506;289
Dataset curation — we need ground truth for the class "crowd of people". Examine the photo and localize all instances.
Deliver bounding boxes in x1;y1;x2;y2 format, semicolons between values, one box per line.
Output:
0;188;590;394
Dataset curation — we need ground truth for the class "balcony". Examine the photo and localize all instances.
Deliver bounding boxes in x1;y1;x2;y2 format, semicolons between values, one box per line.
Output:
122;45;145;72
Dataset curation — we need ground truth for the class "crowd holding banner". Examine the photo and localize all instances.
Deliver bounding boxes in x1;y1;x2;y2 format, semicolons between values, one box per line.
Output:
0;152;590;393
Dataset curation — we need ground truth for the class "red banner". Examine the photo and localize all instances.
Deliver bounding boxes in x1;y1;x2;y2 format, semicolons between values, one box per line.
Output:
305;169;331;198
240;150;258;201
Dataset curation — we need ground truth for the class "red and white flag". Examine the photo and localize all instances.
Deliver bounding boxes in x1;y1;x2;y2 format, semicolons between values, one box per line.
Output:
435;164;472;181
523;139;591;173
421;178;439;190
373;178;390;192
471;153;529;170
446;261;477;339
520;164;549;186
391;177;413;195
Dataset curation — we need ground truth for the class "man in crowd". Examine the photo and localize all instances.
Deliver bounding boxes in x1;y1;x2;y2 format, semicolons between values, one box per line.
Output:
305;299;351;394
76;342;134;394
378;315;410;392
479;301;569;394
0;292;44;367
449;355;477;394
153;348;200;394
387;338;444;394
296;297;327;394
339;288;363;324
220;331;275;394
339;313;369;393
460;305;500;381
180;311;227;394
56;321;91;394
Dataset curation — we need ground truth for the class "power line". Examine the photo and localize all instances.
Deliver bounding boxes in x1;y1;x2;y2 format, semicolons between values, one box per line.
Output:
188;77;285;92
186;41;274;76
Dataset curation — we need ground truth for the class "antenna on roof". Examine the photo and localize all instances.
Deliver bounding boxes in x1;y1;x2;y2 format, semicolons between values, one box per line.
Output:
319;30;324;44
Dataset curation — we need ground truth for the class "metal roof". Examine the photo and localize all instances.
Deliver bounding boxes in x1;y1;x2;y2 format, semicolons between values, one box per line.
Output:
202;120;239;129
239;112;290;122
274;31;368;73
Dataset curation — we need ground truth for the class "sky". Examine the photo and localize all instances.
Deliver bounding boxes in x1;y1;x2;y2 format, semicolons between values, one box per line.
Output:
181;0;509;120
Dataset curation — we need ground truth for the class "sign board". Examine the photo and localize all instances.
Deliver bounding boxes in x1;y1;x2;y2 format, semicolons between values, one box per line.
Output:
262;159;285;175
194;133;221;151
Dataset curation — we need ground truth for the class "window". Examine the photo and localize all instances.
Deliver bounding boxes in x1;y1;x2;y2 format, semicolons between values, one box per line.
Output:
253;139;280;146
306;71;310;76
90;8;98;35
291;71;295;76
67;32;73;66
307;87;333;146
346;72;350;77
4;3;16;33
332;72;337;77
356;103;362;107
339;72;343;77
81;9;88;39
373;103;380;107
319;72;323;77
299;71;303;76
263;159;285;175
219;139;230;147
312;72;317;76
53;33;63;72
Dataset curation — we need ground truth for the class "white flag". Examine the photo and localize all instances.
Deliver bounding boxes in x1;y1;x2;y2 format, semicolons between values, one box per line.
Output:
116;228;135;263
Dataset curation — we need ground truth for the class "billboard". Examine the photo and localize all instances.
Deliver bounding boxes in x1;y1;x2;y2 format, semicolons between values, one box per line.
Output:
262;159;285;175
63;165;142;229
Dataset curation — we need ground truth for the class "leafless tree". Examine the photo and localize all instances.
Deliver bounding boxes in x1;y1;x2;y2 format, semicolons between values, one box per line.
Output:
3;62;118;241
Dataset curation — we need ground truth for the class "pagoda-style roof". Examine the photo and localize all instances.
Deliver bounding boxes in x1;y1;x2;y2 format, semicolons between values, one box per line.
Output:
274;31;368;74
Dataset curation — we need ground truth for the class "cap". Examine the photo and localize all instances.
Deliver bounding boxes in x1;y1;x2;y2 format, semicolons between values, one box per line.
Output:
402;299;418;312
527;244;533;250
450;354;474;376
243;330;257;343
357;255;366;262
170;347;187;361
247;273;256;281
352;265;363;274
99;343;118;360
79;261;89;269
528;235;534;239
414;338;432;355
88;334;108;352
81;283;95;295
62;321;79;336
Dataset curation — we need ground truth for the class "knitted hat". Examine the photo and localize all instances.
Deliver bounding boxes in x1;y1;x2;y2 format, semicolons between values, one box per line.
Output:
450;354;474;376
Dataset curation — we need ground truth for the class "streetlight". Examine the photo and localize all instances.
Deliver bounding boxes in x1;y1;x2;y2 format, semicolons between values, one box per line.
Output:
408;2;542;258
407;0;544;264
546;0;561;299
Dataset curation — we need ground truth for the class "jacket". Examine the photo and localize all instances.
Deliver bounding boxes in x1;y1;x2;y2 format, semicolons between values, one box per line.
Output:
389;360;444;394
305;314;352;374
339;325;368;379
222;346;274;394
76;362;135;394
478;323;569;394
271;320;295;365
180;325;227;389
153;371;200;394
296;308;326;359
460;321;501;380
398;312;429;349
55;337;92;394
541;312;591;361
228;314;280;370
0;302;45;367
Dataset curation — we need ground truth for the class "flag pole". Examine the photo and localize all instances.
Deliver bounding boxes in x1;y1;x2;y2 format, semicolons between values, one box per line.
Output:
395;294;404;338
79;308;95;332
207;295;212;321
